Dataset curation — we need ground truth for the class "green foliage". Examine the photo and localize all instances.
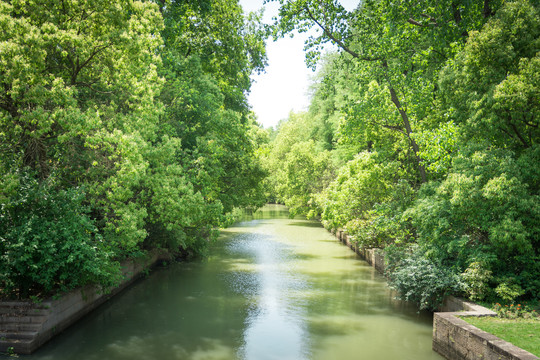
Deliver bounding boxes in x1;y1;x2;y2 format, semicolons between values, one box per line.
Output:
260;111;335;215
317;152;399;240
0;174;120;299
0;0;165;250
157;0;268;229
462;261;493;302
405;145;540;299
161;0;267;111
495;282;526;304
147;53;267;254
414;121;460;178
270;0;502;184
281;141;332;216
0;0;270;297
385;245;462;311
439;0;540;151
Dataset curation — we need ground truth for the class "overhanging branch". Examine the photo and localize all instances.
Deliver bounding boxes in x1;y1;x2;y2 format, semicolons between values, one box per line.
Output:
303;5;381;62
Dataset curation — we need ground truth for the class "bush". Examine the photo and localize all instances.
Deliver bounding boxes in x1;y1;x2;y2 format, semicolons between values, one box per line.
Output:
405;146;540;302
462;261;493;301
0;175;120;299
386;245;462;311
317;152;399;234
344;180;417;247
495;281;525;303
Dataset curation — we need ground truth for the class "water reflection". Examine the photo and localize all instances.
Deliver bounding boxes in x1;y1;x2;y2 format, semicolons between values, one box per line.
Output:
228;233;309;360
13;204;441;360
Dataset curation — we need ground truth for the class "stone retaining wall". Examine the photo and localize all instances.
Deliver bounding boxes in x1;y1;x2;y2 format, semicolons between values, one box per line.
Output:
434;297;539;360
0;250;171;354
331;227;386;273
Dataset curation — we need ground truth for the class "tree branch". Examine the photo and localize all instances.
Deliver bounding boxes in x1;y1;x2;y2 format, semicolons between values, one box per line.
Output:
381;123;406;134
509;122;529;148
407;18;424;27
523;120;538;128
420;13;438;25
71;43;111;85
383;61;427;183
74;81;114;94
303;5;381;62
483;0;494;18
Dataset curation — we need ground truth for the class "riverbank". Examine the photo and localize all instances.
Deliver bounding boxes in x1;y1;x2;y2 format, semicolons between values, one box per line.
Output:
326;226;539;360
0;250;171;355
3;205;534;358
459;316;540;356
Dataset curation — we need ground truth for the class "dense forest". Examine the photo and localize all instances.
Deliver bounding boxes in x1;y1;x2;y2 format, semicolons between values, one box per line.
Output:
0;0;267;299
262;0;539;309
1;0;539;312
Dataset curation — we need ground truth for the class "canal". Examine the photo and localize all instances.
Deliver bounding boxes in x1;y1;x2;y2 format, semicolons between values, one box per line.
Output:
20;204;442;360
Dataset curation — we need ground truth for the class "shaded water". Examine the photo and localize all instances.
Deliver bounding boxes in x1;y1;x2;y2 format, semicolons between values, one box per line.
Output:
19;205;442;360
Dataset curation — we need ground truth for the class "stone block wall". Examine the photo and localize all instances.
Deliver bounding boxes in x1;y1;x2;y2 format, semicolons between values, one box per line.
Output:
434;297;539;360
332;228;386;274
0;250;171;354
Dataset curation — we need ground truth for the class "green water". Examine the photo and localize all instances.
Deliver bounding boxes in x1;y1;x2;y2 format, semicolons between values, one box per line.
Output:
23;205;442;360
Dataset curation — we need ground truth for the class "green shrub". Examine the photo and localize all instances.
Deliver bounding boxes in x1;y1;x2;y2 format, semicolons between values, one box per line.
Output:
386;245;462;311
0;175;120;299
318;152;399;234
495;281;525;303
404;146;540;301
462;261;493;301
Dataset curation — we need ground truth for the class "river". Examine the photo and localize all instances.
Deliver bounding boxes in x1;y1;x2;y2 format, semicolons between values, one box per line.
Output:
22;204;442;360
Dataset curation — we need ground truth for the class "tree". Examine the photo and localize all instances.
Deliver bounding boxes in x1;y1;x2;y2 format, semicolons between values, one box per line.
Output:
1;0;271;297
144;0;269;252
0;0;163;296
439;0;539;152
0;0;164;249
266;0;539;305
269;0;502;183
404;146;540;300
402;0;540;301
259;111;335;215
158;0;267;112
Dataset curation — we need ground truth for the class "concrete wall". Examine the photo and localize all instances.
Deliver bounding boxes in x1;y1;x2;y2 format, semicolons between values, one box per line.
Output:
434;297;538;360
0;250;171;354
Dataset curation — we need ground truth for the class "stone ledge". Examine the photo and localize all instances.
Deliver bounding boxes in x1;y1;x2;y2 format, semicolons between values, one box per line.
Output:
0;249;171;354
435;297;539;360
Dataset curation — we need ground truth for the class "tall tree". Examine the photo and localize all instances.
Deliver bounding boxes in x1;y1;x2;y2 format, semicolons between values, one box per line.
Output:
0;0;164;296
145;0;269;250
439;0;539;151
0;0;164;248
269;0;501;183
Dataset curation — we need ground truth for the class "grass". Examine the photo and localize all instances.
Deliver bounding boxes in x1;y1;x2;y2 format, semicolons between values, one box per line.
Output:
461;316;540;356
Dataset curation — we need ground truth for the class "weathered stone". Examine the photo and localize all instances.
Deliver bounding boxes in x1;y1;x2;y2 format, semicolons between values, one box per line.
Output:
433;298;539;360
0;250;171;354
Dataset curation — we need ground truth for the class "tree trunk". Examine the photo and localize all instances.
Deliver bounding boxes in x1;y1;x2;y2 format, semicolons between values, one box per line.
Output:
304;6;427;183
387;86;427;183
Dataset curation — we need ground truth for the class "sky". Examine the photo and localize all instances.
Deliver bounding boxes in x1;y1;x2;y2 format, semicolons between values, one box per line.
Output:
238;0;360;128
